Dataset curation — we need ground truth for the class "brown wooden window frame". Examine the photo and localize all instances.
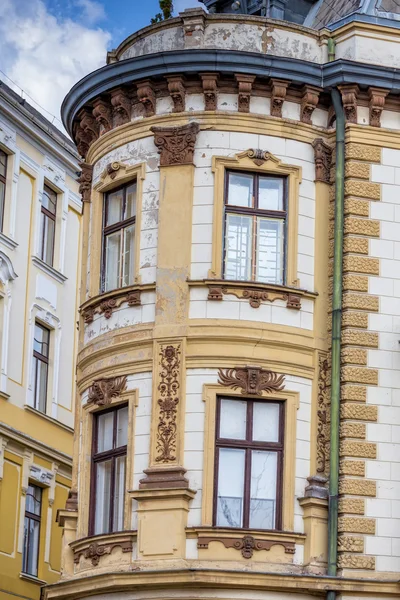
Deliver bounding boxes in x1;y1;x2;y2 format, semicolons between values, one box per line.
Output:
223;170;288;284
40;184;57;267
213;396;284;531
0;149;7;233
32;322;50;414
101;181;137;293
22;483;42;577
89;404;128;536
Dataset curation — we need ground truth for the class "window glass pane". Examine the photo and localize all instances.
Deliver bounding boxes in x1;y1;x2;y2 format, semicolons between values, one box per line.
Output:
256;218;284;284
227;172;253;207
34;324;49;357
104;230;121;291
116;406;128;447
94;460;112;534
0;180;5;231
225;213;252;281
26;485;42;515
106;190;123;226
97;412;114;453
40;213;55;266
23;517;40;576
0;151;6;177
219;398;247;440
42;186;57;214
216;448;245;528
125;183;137;219
250;450;278;529
253;402;280;443
113;455;126;532
258;177;284;211
122;224;134;288
34;357;48;413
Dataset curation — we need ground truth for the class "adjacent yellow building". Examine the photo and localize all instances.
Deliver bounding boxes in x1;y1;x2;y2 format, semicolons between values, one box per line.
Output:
0;81;81;600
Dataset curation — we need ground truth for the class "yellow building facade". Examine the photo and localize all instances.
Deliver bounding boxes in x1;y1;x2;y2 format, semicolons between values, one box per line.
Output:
48;3;400;600
0;82;82;599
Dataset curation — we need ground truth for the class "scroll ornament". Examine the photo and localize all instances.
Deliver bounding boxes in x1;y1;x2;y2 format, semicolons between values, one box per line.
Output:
156;344;181;463
218;366;285;396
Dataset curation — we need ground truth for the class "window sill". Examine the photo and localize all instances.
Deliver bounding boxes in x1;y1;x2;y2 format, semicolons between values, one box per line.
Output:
0;390;10;400
19;572;47;585
0;232;18;250
70;531;137;567
188;279;317;310
186;526;305;558
32;256;67;284
24;405;74;433
80;283;156;324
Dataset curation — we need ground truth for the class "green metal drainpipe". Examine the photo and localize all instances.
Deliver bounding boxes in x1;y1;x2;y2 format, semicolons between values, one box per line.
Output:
326;38;345;600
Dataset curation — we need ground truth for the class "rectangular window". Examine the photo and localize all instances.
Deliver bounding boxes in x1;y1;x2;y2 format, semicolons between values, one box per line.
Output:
91;405;128;535
214;397;283;530
223;171;286;284
22;484;42;577
102;182;137;292
40;185;57;266
32;322;50;413
0;150;7;232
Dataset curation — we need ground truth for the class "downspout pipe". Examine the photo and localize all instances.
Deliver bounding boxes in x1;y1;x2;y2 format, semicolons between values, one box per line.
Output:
326;37;345;600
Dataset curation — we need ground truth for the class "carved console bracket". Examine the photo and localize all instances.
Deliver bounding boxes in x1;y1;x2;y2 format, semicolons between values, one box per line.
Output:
235;74;256;113
338;84;359;123
218;365;285;396
88;375;127;407
80;284;153;324
92;97;113;134
301;85;320;124
110;87;132;127
270;79;289;118
197;534;295;558
369;87;388;128
206;282;302;310
167;75;186;113
137;80;156;117
151;122;200;166
201;73;218;111
312;138;333;184
77;162;93;203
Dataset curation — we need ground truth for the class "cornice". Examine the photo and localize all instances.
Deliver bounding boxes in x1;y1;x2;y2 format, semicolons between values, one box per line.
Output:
0;421;72;467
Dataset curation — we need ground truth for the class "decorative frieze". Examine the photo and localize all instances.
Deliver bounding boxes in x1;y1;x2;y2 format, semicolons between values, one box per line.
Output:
155;344;181;463
151;122;199;166
235;74;255;113
316;355;328;474
312;138;332;183
77;162;93;204
338;84;359;123
270;79;289;118
136;80;156;117
201;73;218;111
81;286;143;324
88;375;127;407
369;87;388;128
92;98;113;134
197;534;295;557
74;539;133;566
301;85;320;124
167;75;186;113
207;283;302;309
110;87;132;127
218;366;285;396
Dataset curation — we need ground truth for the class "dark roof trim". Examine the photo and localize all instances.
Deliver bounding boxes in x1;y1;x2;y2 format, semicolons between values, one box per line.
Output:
326;12;400;30
61;49;400;136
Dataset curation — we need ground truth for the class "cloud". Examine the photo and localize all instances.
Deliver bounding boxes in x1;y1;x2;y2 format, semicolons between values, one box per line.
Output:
0;0;111;131
75;0;106;25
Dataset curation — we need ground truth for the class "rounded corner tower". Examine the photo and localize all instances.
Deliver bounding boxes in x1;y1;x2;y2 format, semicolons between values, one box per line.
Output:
48;2;400;600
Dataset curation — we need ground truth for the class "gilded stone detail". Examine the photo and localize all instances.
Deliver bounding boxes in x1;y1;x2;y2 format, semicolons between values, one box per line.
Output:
339;460;365;477
344;180;380;200
343;255;379;275
341;367;378;386
345;162;370;179
341;312;368;329
342;330;378;348
342;275;368;292
342;293;379;312
338;517;375;534
340;423;366;439
339;498;365;514
345;143;381;163
344;218;380;239
341;385;367;402
339;479;376;497
341;404;378;421
341;348;367;366
340;441;377;459
338;535;364;553
338;554;375;570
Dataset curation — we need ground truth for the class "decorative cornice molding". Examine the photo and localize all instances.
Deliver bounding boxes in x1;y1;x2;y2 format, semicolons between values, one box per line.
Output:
218;365;285;396
77;162;93;203
197;534;295;557
92;97;113;134
312;138;333;184
87;375;127;407
206;281;303;310
151;122;200;167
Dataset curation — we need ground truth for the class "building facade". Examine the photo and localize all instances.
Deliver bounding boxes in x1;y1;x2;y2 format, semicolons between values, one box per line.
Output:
0;82;82;600
48;2;400;600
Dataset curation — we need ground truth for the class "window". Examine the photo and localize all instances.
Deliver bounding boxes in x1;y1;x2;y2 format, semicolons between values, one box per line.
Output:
214;397;283;530
91;405;128;535
102;182;136;292
223;171;286;284
40;185;57;266
22;484;42;577
32;322;50;413
0;150;7;232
